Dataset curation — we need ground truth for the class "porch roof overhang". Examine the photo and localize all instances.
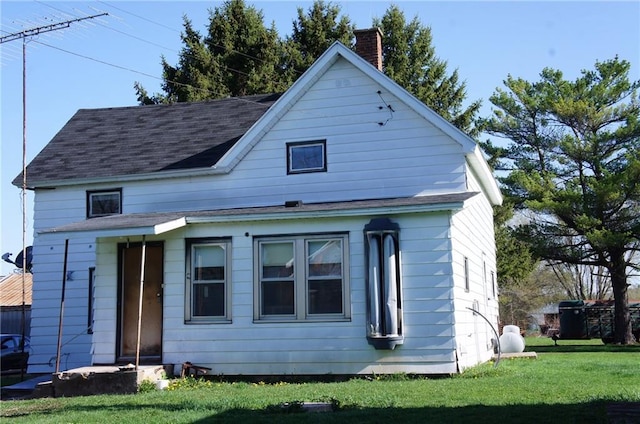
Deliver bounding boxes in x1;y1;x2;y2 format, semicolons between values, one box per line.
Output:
40;192;479;238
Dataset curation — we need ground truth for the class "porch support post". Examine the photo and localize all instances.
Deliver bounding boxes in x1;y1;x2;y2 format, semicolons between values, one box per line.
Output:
135;235;147;370
56;239;69;373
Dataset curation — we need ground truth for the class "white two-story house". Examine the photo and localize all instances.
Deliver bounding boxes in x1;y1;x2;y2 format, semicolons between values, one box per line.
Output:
15;29;502;376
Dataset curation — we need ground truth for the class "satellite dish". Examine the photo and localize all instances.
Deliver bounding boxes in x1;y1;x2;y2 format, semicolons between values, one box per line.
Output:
14;246;33;273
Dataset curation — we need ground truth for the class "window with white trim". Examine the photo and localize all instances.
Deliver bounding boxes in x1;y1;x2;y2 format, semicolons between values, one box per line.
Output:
254;234;349;321
87;189;121;218
186;239;231;322
287;140;326;174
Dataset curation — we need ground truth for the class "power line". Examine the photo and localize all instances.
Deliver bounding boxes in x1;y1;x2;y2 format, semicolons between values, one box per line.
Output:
31;39;268;106
1;11;108;379
97;0;180;33
32;39;161;79
0;13;107;44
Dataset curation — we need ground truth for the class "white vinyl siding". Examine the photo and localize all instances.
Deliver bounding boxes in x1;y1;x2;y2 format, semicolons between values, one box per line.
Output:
25;53;498;375
450;167;499;370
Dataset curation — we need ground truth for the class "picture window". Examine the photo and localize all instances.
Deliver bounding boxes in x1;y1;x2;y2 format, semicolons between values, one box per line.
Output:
254;234;349;321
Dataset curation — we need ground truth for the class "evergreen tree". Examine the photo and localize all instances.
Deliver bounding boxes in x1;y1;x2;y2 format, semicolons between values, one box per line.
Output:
375;6;481;136
136;0;289;103
482;57;640;343
204;0;288;97
284;1;354;73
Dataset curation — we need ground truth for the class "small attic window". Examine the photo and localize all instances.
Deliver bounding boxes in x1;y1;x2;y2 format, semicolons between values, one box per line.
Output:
87;189;122;218
287;140;326;174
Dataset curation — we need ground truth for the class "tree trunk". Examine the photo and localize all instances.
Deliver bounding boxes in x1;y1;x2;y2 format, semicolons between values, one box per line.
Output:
610;253;634;344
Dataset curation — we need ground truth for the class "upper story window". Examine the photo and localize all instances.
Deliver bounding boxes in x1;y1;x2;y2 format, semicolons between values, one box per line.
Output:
254;234;349;321
87;189;122;218
185;238;232;323
287;140;326;174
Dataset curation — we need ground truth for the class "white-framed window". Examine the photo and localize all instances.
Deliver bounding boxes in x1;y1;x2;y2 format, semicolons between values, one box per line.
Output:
185;239;232;323
254;234;349;321
87;189;121;218
287;140;326;174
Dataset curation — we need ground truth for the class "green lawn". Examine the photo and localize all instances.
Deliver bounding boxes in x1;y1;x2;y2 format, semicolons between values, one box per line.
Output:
1;337;638;423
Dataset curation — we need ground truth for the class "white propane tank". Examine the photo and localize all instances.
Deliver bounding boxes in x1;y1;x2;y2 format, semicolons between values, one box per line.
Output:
499;325;525;353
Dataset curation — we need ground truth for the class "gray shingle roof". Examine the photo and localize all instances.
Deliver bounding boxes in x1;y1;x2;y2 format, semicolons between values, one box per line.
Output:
43;192;479;235
14;93;281;187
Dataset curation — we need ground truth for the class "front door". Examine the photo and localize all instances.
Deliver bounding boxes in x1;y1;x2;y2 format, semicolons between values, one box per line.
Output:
118;242;163;363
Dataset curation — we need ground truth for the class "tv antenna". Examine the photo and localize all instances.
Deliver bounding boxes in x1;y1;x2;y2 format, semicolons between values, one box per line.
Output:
1;12;107;378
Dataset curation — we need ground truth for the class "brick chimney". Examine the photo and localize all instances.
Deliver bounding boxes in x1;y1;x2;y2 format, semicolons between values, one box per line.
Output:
354;28;383;71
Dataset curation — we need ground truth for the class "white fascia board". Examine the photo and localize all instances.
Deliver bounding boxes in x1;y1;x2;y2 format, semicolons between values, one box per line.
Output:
333;44;502;202
152;217;188;234
466;146;503;206
40;217;187;238
28;167;226;189
185;202;466;225
214;45;343;172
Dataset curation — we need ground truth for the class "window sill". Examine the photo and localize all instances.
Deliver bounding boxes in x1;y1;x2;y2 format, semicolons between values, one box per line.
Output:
184;319;232;325
253;317;351;324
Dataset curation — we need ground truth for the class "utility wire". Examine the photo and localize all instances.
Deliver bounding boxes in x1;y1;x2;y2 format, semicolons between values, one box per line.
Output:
32;39;268;106
31;1;261;78
6;2;302;103
94;1;305;76
97;0;180;33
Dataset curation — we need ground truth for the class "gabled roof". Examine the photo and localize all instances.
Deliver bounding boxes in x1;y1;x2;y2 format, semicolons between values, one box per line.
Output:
42;192;478;238
16;41;501;205
14;93;281;187
216;42;502;205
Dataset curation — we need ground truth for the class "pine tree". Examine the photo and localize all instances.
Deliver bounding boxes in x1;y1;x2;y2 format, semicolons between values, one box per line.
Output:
375;6;481;136
284;1;354;73
135;0;289;103
482;57;640;343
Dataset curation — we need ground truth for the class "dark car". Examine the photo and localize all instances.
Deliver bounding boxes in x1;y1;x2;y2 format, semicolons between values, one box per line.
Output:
1;334;30;371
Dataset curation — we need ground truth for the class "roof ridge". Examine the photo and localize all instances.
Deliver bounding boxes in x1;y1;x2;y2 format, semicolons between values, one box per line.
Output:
76;92;284;113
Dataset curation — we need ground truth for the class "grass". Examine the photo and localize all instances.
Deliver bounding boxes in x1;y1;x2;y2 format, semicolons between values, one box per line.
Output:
1;337;639;423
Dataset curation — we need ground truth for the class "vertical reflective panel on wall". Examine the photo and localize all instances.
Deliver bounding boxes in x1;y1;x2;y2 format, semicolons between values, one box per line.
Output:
364;218;404;349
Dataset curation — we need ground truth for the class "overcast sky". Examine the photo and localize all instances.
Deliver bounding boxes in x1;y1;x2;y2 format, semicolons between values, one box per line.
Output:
1;0;639;276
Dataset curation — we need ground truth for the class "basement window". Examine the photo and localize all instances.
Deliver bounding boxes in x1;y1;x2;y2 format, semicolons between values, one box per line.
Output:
87;189;122;218
287;140;326;174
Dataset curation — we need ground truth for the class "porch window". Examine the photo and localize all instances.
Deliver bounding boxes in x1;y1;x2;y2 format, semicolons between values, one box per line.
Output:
287;140;326;174
186;239;231;323
87;189;121;218
254;234;349;321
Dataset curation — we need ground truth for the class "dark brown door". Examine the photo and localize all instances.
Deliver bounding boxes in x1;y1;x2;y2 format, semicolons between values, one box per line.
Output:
118;243;163;362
